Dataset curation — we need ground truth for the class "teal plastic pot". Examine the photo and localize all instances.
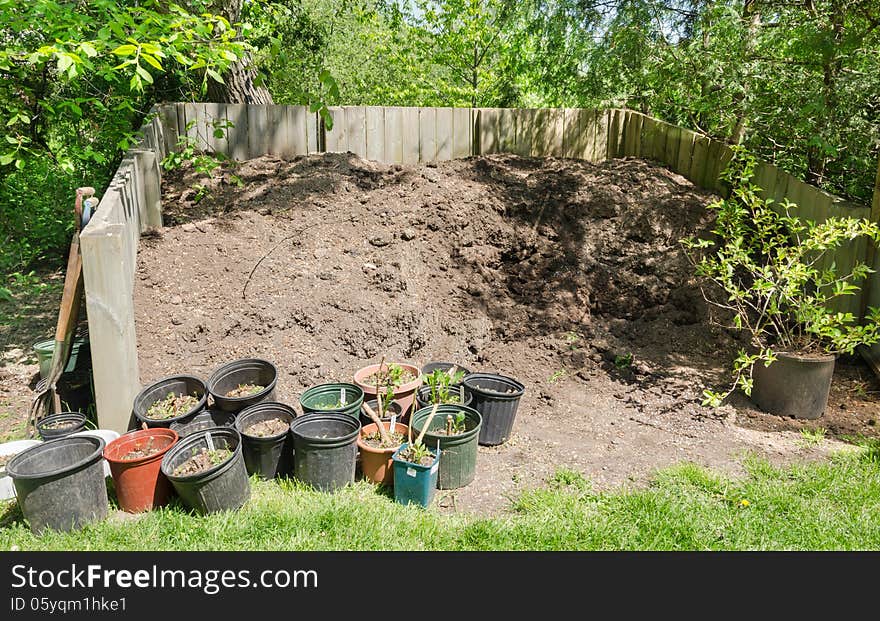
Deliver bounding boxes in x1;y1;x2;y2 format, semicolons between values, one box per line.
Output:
392;443;440;508
409;405;481;490
33;336;90;380
299;383;364;418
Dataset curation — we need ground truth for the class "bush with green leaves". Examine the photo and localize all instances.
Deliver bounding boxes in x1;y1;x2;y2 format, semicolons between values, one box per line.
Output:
681;146;880;407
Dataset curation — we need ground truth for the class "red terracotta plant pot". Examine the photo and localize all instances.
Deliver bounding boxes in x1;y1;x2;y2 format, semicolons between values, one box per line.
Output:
354;362;422;416
356;422;409;486
103;428;179;513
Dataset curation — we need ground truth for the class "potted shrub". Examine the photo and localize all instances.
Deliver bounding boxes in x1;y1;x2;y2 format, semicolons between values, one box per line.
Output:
415;367;473;410
160;427;250;514
353;358;422;415
207;358;278;414
356;399;408;485
359;396;404;427
103;428;179;513
392;442;440;508
682;147;880;418
133;375;207;428
409;404;481;489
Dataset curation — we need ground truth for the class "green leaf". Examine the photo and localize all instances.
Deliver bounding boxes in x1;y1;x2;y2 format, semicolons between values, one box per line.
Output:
135;64;153;84
0;153;14;166
141;54;163;71
112;44;138;57
80;42;98;58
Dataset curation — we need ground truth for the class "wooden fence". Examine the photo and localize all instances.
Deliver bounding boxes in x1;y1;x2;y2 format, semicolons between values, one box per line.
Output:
80;103;880;431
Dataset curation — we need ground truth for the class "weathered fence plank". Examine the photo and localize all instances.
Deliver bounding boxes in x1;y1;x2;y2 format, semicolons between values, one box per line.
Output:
285;105;308;158
225;104;249;160
419;107;437;162
515;109;534;157
452;107;472;158
401;107;420;165
366;106;384;161
675;129;696;177
435;107;454;160
323;106;346;153
383;107;403;163
202;102;228;155
266;105;288;157
347;106;368;159
606;109;624;158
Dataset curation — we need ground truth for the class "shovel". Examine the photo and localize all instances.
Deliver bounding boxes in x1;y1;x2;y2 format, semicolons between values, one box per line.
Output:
27;187;95;437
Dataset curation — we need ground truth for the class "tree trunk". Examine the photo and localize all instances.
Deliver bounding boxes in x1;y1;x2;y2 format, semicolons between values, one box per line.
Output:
730;0;760;145
207;0;273;104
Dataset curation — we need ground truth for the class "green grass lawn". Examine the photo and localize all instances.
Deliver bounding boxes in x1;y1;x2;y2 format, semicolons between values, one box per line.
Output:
2;444;879;551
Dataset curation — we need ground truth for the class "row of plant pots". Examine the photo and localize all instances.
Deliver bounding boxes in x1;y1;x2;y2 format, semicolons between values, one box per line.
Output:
4;358;526;533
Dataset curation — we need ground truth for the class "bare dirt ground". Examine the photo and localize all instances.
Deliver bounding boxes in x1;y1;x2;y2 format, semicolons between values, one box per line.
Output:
4;152;877;516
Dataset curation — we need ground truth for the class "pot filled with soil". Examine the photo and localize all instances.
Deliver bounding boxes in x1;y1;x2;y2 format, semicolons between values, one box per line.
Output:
356;421;409;486
299;382;364;418
36;412;89;440
170;410;236;438
409;404;481;490
392;443;440;508
207;358;278;414
103;428;179;513
750;352;835;419
415;385;472;410
289;412;360;492
133;375;207;429
6;435;108;534
0;440;41;502
354;361;422;415
235;402;297;480
160;428;250;514
359;398;404;427
463;373;525;446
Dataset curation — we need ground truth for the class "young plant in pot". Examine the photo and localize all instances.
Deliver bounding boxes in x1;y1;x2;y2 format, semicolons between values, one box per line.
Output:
356;400;408;486
391;403;442;508
681;147;880;419
133;375;207;428
354;357;422;415
415;367;472;410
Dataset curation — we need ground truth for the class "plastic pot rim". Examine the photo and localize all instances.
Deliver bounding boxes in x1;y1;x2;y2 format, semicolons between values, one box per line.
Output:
103;428;179;467
392;442;440;467
207;358;278;404
290;412;360;446
235;402;296;442
161;428;241;483
134;374;208;425
356;422;409;455
299;382;365;409
36;412;87;430
463;373;525;399
354;363;423;394
410;405;482;444
6;435;106;481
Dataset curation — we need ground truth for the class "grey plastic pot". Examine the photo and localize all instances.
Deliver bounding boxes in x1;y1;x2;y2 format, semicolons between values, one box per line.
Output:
235;402;297;480
463;373;525;446
751;352;835;419
290;413;360;492
133;375;207;429
160;428;250;514
207;358;278;414
6;435;108;534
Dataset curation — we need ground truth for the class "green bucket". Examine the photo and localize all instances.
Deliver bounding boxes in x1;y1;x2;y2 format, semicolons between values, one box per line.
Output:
33;337;90;380
299;383;364;418
409;404;481;490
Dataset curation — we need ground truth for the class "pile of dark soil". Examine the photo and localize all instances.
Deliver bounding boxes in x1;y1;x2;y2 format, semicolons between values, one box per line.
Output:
134;152;880;515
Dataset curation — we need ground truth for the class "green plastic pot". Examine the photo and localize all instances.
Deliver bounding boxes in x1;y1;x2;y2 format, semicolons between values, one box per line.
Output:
409;405;481;490
33;336;90;381
299;383;364;418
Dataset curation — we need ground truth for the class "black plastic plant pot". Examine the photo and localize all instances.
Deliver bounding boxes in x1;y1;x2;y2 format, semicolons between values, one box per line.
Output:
207;358;278;414
160;428;250;515
415;385;473;411
289;413;360;492
235;402;297;480
170;410;237;438
299;383;364;418
133;375;207;429
36;412;88;441
6;435;108;534
359;398;404;427
409;405;481;490
463;373;525;446
751;352;835;419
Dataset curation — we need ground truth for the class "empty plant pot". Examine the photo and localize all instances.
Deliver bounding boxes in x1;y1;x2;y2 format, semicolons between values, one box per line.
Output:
170;410;236;438
415;385;473;410
289;412;360;492
6;435;108;534
36;412;88;440
133;375;207;429
299;382;364;418
409;405;481;490
235;402;297;480
103;428;179;513
33;336;90;381
357;421;409;486
392;443;440;508
464;373;525;446
359;398;404;427
354;362;422;415
160;428;250;515
751;352;835;419
207;358;278;414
